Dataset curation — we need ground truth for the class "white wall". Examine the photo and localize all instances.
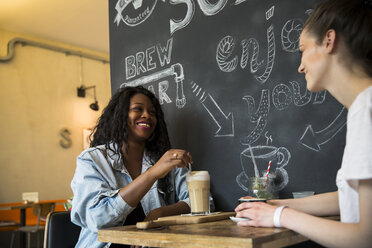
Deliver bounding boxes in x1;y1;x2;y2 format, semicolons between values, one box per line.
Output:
0;28;111;203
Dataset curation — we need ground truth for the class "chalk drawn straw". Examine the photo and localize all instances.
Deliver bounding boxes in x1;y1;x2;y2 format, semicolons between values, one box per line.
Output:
249;145;260;178
264;160;272;185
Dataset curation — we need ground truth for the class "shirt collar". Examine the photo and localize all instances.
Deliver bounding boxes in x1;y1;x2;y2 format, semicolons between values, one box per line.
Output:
107;142;154;173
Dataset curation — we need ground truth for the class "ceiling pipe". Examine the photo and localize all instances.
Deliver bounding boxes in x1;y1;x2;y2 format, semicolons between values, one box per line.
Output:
0;37;109;63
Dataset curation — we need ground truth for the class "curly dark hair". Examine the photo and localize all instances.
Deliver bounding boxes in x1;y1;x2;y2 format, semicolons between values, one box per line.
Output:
90;86;171;163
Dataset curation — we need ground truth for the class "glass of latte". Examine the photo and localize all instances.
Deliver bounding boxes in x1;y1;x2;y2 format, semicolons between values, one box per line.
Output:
186;171;210;215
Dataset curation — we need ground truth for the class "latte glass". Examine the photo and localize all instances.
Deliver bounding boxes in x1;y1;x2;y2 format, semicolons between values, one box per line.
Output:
186;171;210;215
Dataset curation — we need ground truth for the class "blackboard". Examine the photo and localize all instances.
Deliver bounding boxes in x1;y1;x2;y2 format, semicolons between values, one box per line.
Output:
108;0;346;211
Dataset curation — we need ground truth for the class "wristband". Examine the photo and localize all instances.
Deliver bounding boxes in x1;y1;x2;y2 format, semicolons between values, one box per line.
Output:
273;206;287;228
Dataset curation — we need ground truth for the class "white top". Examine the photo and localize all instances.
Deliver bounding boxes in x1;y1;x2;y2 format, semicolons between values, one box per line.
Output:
336;85;372;223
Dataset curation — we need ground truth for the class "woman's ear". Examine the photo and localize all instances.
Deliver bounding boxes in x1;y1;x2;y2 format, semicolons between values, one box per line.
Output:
323;29;336;53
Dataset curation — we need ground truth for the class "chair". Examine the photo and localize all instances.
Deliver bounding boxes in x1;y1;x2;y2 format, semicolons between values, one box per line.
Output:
43;211;81;248
10;202;55;248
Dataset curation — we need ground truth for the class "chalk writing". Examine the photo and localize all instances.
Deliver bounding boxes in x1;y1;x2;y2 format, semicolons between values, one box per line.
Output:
169;0;195;35
197;0;228;16
255;25;275;84
290;81;312;106
266;6;275;20
313;91;327;104
216;36;238;72
114;0;157;26
121;63;186;108
125;38;173;80
272;83;293;111
241;89;270;145
241;38;262;73
281;19;303;53
216;25;276;84
115;0;232;35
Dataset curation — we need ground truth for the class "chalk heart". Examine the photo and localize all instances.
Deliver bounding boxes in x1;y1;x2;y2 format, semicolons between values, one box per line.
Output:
240;145;291;191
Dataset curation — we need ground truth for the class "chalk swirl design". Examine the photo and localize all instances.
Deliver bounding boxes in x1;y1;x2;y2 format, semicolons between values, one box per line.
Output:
281;19;303;52
216;36;238;72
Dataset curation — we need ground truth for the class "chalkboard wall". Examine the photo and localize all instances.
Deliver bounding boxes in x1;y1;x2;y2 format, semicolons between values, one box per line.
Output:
109;0;346;211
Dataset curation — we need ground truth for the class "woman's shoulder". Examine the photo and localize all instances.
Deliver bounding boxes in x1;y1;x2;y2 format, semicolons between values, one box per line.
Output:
359;85;372;105
78;144;107;159
76;144;123;172
349;85;372;115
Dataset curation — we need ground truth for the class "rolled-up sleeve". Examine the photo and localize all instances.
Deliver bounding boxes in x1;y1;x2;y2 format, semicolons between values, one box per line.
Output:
174;167;190;207
71;150;133;232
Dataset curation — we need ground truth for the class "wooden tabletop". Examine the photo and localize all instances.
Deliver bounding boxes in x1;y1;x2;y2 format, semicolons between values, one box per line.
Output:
0;199;67;210
9;203;35;210
98;219;308;248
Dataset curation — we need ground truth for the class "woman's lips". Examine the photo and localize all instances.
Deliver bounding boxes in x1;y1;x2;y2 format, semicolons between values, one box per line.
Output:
136;122;151;129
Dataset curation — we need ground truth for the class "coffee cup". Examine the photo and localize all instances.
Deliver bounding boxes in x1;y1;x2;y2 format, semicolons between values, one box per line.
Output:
240;145;291;192
186;171;210;215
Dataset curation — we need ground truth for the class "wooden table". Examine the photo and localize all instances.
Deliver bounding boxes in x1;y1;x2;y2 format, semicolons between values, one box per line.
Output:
98;219;309;248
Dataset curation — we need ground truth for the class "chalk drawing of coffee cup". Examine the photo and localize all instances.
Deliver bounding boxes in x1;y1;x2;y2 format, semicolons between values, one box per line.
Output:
239;145;291;192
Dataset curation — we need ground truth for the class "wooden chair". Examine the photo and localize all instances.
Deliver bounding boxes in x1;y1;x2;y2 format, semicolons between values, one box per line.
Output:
43;211;81;248
10;202;55;248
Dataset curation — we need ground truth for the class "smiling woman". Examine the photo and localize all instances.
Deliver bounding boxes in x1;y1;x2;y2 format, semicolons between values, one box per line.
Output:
70;86;211;248
126;93;157;144
235;0;372;247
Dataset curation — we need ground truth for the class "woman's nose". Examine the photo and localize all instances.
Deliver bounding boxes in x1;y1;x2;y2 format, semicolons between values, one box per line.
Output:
141;110;151;118
298;63;305;74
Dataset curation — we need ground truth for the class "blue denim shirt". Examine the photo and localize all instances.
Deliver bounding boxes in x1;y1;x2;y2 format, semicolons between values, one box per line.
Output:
71;144;193;248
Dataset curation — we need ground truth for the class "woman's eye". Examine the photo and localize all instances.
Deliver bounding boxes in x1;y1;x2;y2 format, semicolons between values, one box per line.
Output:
131;107;142;112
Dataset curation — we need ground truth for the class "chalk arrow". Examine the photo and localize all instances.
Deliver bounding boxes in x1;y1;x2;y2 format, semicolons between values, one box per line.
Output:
201;94;234;137
299;107;346;152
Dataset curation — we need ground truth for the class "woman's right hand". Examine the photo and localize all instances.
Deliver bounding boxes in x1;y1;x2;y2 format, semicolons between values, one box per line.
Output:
151;149;192;179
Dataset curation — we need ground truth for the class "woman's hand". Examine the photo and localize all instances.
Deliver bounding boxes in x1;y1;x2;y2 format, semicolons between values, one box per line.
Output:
144;201;190;222
235;202;277;227
143;207;164;222
151;149;192;179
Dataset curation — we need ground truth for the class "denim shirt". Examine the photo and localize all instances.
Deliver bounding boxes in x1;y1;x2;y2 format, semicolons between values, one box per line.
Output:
70;144;193;248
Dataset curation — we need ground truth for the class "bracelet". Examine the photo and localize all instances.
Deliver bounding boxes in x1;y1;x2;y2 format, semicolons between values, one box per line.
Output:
273;206;287;228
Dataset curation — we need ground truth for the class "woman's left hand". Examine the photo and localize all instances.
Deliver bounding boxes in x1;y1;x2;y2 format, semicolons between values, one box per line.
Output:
144;201;190;222
143;207;164;222
234;202;277;227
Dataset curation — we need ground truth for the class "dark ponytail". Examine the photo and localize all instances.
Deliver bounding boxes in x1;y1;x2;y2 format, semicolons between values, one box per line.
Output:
304;0;372;77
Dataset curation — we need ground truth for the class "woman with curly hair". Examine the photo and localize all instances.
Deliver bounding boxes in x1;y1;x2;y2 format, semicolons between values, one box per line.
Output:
235;0;372;247
71;86;202;247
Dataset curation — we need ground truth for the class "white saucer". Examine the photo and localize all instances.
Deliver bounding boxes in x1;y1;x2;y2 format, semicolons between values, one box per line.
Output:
238;198;266;203
181;212;221;216
229;216;251;223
